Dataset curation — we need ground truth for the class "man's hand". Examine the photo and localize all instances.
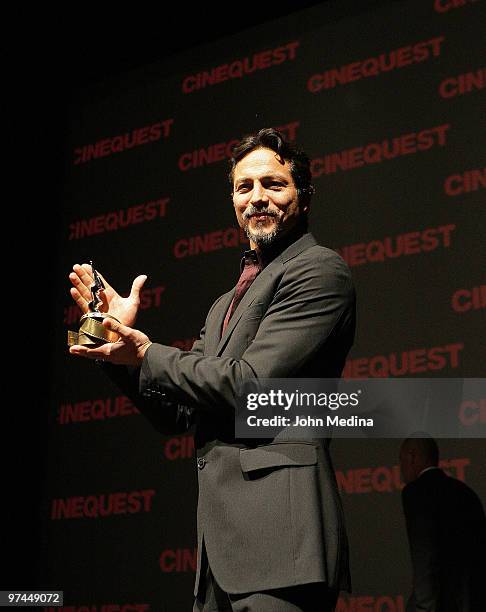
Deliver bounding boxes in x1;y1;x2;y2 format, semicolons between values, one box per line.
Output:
69;263;147;327
69;318;152;366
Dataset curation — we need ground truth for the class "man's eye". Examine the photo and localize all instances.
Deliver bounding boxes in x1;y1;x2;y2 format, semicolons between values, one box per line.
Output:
237;185;250;192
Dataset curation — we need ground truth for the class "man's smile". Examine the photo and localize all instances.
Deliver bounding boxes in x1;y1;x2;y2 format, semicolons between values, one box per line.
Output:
251;213;275;221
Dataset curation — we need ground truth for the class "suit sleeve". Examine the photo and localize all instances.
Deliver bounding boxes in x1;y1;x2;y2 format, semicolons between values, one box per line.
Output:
98;298;217;434
139;250;355;415
402;484;440;611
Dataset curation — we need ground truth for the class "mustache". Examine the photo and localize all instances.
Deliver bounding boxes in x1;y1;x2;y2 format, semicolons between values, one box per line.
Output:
242;206;279;221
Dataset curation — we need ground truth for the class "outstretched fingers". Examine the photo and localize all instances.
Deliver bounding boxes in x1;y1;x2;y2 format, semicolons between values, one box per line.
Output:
69;286;88;313
70;264;93;300
130;275;148;301
69;264;94;311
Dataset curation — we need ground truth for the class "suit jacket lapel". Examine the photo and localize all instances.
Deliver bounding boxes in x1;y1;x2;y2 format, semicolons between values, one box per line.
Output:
216;261;278;356
204;290;233;356
213;232;318;356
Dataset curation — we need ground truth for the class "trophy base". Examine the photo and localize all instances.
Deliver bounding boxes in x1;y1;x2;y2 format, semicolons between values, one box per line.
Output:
67;312;120;347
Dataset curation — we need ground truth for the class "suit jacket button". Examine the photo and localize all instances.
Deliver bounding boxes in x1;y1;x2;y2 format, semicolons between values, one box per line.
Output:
197;457;206;470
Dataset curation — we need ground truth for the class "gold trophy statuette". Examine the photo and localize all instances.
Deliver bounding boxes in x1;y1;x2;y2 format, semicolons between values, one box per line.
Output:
67;262;121;347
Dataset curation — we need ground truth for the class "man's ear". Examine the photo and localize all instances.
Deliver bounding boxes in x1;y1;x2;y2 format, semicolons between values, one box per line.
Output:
298;202;310;215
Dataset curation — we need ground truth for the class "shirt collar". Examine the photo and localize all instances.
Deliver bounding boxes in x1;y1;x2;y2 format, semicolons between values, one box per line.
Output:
239;226;306;272
240;248;261;273
418;466;440;478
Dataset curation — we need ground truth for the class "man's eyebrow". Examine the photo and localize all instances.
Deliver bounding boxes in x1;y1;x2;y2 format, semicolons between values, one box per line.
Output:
235;173;289;185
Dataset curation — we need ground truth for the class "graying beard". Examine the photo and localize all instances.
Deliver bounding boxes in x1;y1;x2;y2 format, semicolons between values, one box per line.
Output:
244;224;281;246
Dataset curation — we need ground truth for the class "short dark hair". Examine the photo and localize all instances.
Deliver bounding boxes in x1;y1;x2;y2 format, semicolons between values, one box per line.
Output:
402;434;440;466
228;127;315;209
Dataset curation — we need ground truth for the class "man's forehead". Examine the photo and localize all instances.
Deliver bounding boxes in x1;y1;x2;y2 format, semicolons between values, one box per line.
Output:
233;147;291;180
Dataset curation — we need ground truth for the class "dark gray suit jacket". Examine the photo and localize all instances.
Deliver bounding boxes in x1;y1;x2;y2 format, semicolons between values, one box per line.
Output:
106;232;356;596
402;468;486;611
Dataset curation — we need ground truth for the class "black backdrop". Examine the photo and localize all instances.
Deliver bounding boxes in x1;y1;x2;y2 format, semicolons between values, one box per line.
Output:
8;1;485;610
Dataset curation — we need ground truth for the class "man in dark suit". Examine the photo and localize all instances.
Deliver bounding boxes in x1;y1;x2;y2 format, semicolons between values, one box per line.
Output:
69;128;356;611
399;436;486;611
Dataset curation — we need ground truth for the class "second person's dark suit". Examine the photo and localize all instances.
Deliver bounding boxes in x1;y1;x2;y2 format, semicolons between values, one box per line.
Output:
402;467;486;611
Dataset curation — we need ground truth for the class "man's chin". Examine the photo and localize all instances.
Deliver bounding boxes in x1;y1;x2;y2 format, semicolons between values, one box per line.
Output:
245;225;281;247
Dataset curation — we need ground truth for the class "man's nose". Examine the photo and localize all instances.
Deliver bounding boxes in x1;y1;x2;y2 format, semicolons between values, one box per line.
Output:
250;183;269;206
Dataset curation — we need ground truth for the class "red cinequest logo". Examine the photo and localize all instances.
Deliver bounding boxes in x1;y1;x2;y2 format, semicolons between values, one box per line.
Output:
73;119;174;164
336;224;455;268
451;285;486;313
57;396;139;425
343;343;464;378
182;42;299;93
50;490;155;519
308;36;445;93
163;436;195;461
174;227;248;259
444;167;486;196
310;125;450;177
68;198;169;241
336;458;470;494
439;67;486;98
178;121;299;171
159;548;197;572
